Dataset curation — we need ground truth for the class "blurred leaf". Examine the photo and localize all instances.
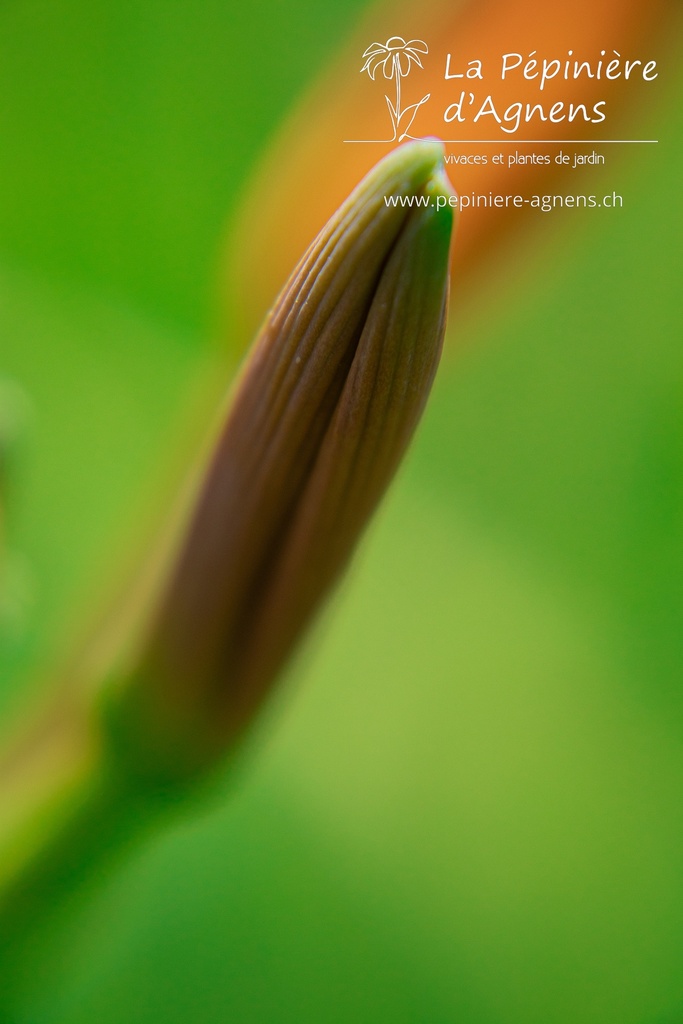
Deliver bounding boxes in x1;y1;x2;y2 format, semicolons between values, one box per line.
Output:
0;0;369;329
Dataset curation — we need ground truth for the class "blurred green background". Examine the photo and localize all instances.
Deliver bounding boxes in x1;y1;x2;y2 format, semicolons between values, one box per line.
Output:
1;1;682;1022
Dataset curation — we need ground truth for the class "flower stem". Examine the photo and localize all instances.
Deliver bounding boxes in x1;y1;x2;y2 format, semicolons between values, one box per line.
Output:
395;55;402;124
0;730;190;1012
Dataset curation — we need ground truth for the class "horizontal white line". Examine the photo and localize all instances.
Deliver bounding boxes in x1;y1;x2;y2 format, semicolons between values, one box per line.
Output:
443;139;659;144
344;139;659;144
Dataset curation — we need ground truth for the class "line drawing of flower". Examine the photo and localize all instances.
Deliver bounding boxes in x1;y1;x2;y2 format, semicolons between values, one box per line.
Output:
361;37;430;142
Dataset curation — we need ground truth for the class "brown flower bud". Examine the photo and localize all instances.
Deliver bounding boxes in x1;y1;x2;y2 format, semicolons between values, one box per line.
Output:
111;141;455;782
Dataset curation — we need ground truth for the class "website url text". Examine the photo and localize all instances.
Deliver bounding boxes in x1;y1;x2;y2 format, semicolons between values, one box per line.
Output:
384;192;624;212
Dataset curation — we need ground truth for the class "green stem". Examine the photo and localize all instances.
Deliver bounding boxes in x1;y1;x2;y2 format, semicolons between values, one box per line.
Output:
0;740;187;1013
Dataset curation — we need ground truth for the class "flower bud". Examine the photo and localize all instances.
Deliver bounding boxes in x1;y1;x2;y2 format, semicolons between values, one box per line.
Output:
111;141;455;782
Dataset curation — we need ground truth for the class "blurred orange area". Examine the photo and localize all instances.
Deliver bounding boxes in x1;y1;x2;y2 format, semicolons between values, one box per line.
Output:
224;0;671;344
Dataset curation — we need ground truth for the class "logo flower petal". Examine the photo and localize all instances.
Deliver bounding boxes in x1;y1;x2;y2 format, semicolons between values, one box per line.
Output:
405;49;425;69
405;39;429;53
396;50;413;76
362;41;388;58
361;52;391;79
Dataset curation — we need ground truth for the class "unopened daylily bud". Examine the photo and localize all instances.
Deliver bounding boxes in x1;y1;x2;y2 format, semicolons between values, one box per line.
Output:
112;141;455;782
